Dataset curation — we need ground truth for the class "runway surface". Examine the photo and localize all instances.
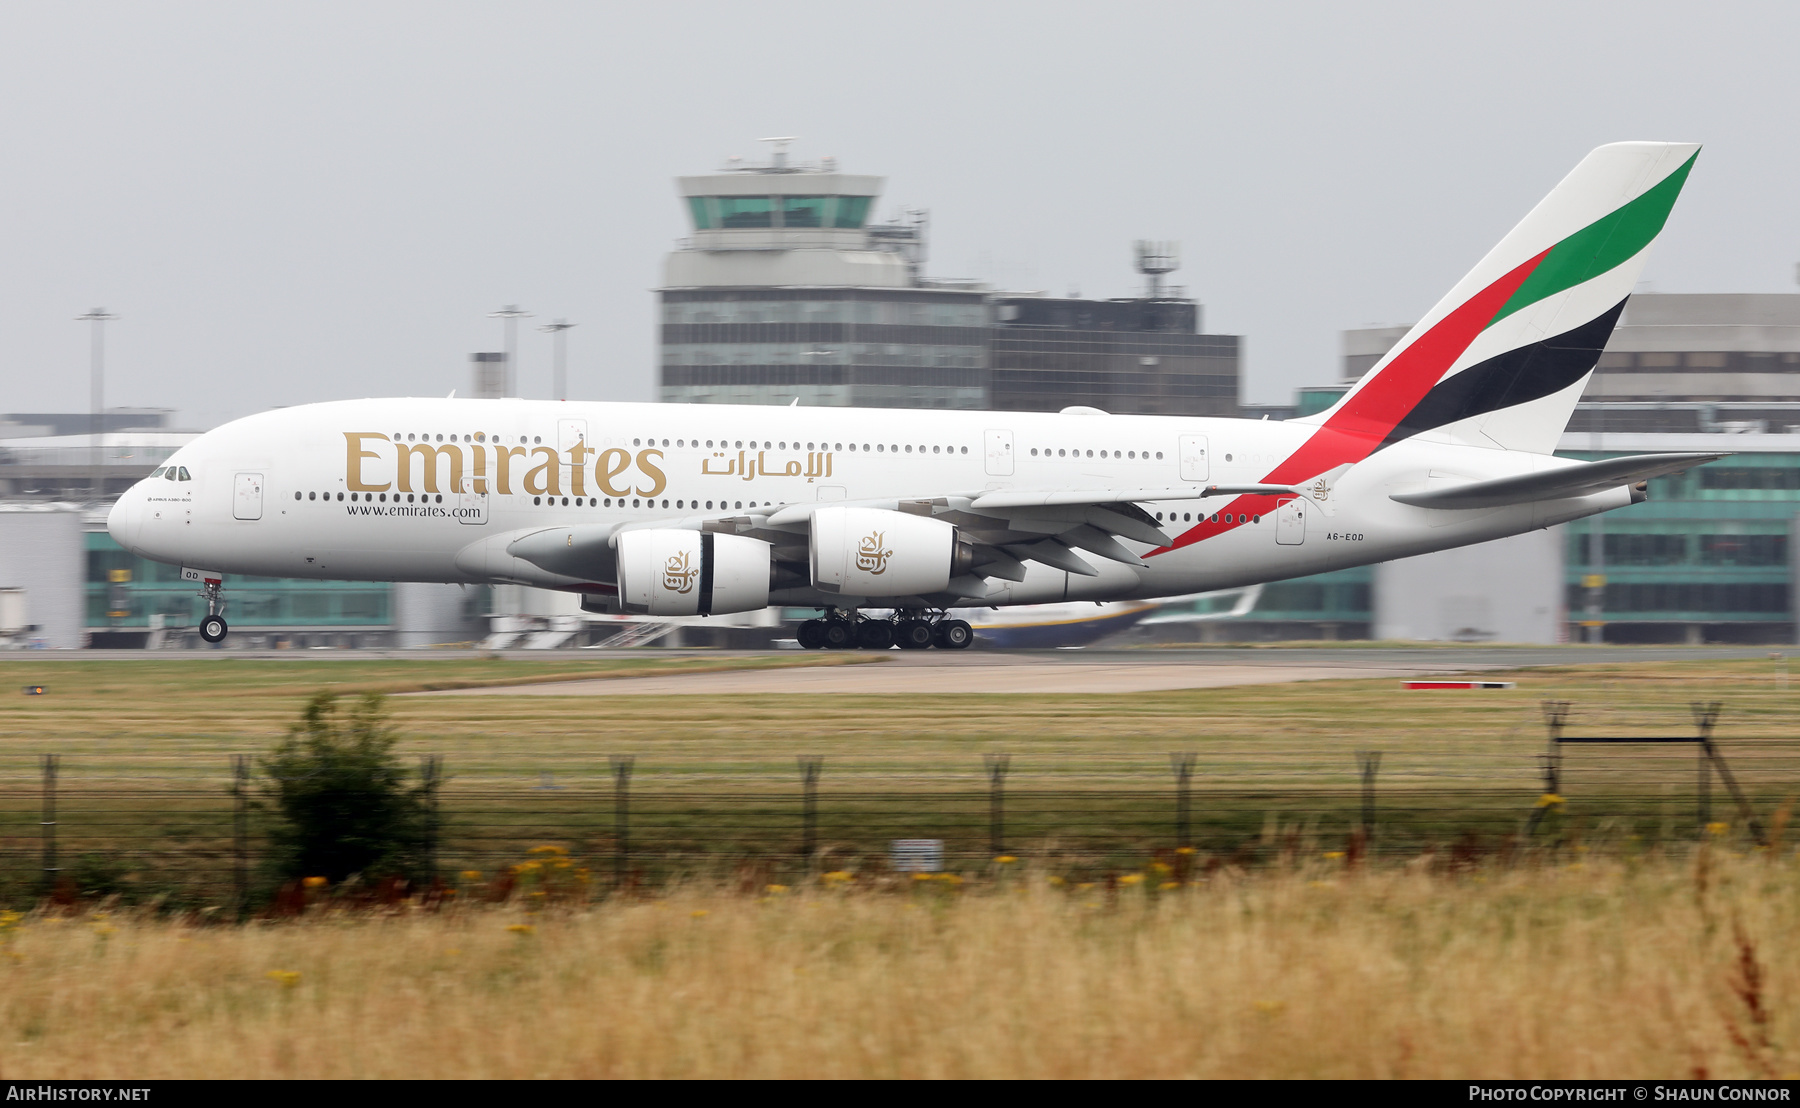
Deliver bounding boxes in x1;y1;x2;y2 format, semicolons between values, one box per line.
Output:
417;645;1767;697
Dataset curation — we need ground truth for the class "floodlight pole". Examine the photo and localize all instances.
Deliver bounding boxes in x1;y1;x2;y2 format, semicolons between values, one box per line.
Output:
489;305;532;397
77;308;118;498
540;319;577;401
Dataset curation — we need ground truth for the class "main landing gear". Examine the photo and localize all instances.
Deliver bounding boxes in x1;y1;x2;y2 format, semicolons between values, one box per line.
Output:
797;610;972;651
197;578;229;644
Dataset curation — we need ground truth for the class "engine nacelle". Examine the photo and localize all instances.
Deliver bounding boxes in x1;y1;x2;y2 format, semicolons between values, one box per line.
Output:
810;506;967;597
615;529;771;616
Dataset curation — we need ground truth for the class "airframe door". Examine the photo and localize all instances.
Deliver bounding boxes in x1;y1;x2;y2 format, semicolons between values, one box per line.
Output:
1178;435;1210;483
1275;497;1306;545
557;419;588;494
232;472;263;521
984;429;1014;476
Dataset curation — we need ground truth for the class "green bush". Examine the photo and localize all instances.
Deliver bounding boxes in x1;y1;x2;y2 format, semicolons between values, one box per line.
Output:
261;692;432;884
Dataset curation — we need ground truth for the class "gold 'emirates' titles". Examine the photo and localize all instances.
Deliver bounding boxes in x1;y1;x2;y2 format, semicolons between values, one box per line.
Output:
343;433;840;500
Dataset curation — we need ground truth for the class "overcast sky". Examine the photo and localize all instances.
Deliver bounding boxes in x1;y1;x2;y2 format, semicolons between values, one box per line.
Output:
2;1;1797;428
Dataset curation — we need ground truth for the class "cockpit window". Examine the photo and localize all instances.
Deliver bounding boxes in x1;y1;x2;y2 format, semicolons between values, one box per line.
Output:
165;469;178;481
177;467;192;481
149;467;166;478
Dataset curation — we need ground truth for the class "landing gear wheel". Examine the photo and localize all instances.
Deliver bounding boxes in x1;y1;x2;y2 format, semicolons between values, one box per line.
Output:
797;620;825;650
855;620;895;650
935;619;973;650
896;620;935;650
822;621;854;649
199;615;229;644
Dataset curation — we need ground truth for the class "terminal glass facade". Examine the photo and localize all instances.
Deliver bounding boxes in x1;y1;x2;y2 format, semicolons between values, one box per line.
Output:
1561;453;1798;642
84;531;392;636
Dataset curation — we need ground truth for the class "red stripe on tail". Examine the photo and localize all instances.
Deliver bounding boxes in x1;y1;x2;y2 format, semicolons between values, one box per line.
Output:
1154;248;1549;555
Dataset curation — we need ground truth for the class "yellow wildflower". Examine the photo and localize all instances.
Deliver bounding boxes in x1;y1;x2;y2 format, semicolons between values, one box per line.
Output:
1322;851;1345;860
764;884;790;894
529;845;567;855
911;873;933;881
690;910;709;919
266;970;301;988
1150;861;1171;874
821;870;853;883
506;923;535;935
1707;821;1729;837
1120;873;1145;885
1535;793;1565;808
460;870;482;882
1047;876;1066;887
301;876;328;889
995;855;1018;865
1175;846;1197;855
938;874;964;885
1159;881;1180;891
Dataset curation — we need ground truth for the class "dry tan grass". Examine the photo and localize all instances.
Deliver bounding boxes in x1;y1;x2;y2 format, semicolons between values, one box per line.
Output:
0;850;1794;1078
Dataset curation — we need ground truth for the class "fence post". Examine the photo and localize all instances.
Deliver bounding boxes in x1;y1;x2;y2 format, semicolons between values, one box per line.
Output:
1527;701;1571;835
40;754;58;895
983;753;1010;857
610;756;634;890
418;754;442;881
1691;701;1766;845
1356;750;1381;841
232;754;248;918
1170;753;1197;849
797;756;823;865
1693;701;1721;835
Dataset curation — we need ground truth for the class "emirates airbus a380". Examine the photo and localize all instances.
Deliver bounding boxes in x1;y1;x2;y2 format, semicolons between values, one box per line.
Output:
109;142;1721;650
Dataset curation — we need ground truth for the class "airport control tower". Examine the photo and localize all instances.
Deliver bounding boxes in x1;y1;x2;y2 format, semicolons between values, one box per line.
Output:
657;139;990;409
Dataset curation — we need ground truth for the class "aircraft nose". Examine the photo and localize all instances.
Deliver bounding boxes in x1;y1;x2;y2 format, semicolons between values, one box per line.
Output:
106;488;145;553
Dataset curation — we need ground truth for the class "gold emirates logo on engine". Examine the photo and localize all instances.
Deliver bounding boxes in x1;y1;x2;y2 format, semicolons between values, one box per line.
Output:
855;530;893;575
662;550;700;594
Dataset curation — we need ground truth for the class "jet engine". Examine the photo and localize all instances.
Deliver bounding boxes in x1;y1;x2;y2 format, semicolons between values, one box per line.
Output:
809;506;973;597
615;529;771;615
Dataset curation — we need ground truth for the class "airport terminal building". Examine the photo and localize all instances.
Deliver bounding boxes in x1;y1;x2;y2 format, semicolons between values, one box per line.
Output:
655;148;1240;417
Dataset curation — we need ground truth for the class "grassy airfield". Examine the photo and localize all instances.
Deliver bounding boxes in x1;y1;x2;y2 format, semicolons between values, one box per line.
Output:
0;650;1793;892
0;651;1795;1078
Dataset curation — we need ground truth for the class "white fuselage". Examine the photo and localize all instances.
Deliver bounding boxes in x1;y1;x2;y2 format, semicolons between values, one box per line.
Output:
106;397;1629;608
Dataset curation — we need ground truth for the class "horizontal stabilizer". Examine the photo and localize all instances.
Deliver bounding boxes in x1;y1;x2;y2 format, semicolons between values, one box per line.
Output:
1390;453;1726;510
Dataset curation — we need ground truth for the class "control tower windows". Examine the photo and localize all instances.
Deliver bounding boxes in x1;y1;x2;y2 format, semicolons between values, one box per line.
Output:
718;197;774;229
783;196;827;228
833;196;871;228
687;197;713;230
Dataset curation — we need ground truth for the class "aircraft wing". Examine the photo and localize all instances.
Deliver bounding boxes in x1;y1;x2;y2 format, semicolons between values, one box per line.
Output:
500;488;1188;600
1389;453;1727;510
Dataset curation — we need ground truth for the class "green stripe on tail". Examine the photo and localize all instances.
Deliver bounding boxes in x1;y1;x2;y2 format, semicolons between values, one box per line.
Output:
1488;151;1697;327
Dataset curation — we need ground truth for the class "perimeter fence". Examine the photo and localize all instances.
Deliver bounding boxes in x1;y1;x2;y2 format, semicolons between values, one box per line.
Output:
0;700;1793;910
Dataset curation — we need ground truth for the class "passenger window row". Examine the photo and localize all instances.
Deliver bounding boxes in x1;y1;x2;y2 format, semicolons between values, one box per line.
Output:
1030;448;1163;461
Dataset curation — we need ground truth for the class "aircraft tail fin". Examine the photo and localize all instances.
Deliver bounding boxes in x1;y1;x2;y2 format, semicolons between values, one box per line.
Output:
1298;142;1699;455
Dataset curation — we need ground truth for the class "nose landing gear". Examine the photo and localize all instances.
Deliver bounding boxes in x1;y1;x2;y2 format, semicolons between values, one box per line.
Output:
197;578;229;644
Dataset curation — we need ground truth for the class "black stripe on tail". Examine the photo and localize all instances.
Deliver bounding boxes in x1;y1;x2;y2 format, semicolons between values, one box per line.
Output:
1378;298;1627;450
